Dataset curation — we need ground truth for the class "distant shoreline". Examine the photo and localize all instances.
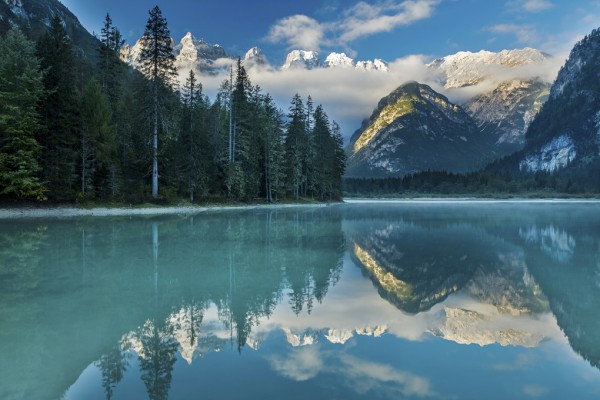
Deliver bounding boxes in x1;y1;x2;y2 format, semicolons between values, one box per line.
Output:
2;198;600;219
0;203;332;219
344;198;600;203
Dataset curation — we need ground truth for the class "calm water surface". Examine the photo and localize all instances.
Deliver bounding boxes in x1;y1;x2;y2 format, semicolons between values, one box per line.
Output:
2;202;600;399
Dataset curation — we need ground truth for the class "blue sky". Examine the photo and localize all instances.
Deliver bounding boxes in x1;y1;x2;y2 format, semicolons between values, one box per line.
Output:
61;0;600;63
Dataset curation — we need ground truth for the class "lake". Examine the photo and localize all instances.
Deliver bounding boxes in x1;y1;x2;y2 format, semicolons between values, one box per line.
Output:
2;201;600;399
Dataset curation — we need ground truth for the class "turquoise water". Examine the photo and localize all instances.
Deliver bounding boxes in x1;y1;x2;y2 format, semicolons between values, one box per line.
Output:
2;202;600;399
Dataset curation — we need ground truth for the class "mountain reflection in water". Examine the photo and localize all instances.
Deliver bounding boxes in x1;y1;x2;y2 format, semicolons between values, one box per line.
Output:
1;203;600;399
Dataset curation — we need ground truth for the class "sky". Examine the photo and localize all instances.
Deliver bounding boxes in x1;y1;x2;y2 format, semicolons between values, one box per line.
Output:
59;0;600;140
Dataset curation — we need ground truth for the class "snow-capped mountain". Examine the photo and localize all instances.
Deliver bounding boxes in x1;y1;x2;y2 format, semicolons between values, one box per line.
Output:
427;48;552;153
428;48;550;89
281;50;321;70
324;52;355;68
282;50;389;72
244;46;267;66
120;32;231;75
356;59;389;72
514;28;600;173
346;82;496;178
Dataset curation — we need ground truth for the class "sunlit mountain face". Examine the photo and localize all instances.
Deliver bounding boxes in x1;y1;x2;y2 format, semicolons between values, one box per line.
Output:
2;203;600;399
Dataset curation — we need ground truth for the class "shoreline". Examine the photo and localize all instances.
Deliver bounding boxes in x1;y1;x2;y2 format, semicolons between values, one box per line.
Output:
344;197;600;203
0;202;332;219
2;197;600;219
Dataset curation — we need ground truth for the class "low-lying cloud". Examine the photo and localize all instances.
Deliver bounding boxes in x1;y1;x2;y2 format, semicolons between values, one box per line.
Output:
196;50;565;144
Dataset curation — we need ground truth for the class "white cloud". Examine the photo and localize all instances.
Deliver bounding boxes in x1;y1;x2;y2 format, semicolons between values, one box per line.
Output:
266;0;441;51
487;23;540;45
196;49;566;144
268;346;324;381
337;0;440;43
266;15;326;51
198;55;433;143
508;0;555;12
338;354;434;397
523;384;551;397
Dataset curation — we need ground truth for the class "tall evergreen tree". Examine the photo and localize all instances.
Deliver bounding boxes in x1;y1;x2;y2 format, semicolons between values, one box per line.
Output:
178;70;209;201
262;95;286;202
79;78;116;198
0;28;45;200
312;104;332;199
139;6;177;199
330;120;346;199
226;58;253;199
97;13;124;103
285;94;307;199
37;15;80;200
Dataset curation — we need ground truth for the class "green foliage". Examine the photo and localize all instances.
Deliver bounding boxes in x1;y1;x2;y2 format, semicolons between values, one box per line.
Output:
0;10;345;204
0;28;45;199
79;78;116;198
36;15;80;200
139;5;177;199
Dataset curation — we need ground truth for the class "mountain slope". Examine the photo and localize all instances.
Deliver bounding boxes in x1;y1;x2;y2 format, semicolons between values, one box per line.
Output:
346;82;496;178
465;79;550;153
428;48;552;153
0;0;98;60
515;28;600;173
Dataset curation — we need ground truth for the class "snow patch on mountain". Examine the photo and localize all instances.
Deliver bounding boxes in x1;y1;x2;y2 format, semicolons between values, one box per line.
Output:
282;50;389;71
429;307;544;347
281;50;321;70
121;32;230;76
244;46;266;66
520;225;576;264
519;134;576;172
428;48;550;89
324;52;355;68
3;0;25;18
356;59;389;72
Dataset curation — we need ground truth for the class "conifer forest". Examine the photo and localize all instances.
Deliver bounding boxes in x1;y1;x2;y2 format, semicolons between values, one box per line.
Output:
0;7;346;203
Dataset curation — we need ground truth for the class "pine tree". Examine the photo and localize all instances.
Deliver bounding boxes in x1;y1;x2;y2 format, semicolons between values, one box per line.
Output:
262;95;286;202
285;94;307;199
139;6;177;199
330;121;346;200
0;28;45;200
37;15;80;200
79;78;116;199
312;105;332;199
226;58;253;199
98;13;124;103
178;70;209;201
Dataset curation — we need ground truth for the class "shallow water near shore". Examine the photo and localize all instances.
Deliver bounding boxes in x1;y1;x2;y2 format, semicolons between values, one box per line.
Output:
2;202;600;399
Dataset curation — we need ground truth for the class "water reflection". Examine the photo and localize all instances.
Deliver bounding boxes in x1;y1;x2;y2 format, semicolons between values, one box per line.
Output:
2;204;600;399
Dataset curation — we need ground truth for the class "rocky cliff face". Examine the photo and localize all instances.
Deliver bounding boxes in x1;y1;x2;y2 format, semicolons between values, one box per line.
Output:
516;28;600;173
428;48;552;153
0;0;99;60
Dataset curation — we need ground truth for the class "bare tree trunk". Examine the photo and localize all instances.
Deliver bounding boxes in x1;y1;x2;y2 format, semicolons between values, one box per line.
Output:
152;86;159;199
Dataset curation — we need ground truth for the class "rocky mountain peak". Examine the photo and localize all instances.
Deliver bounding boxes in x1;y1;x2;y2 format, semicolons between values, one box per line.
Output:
281;49;321;70
244;46;266;65
324;52;355;68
